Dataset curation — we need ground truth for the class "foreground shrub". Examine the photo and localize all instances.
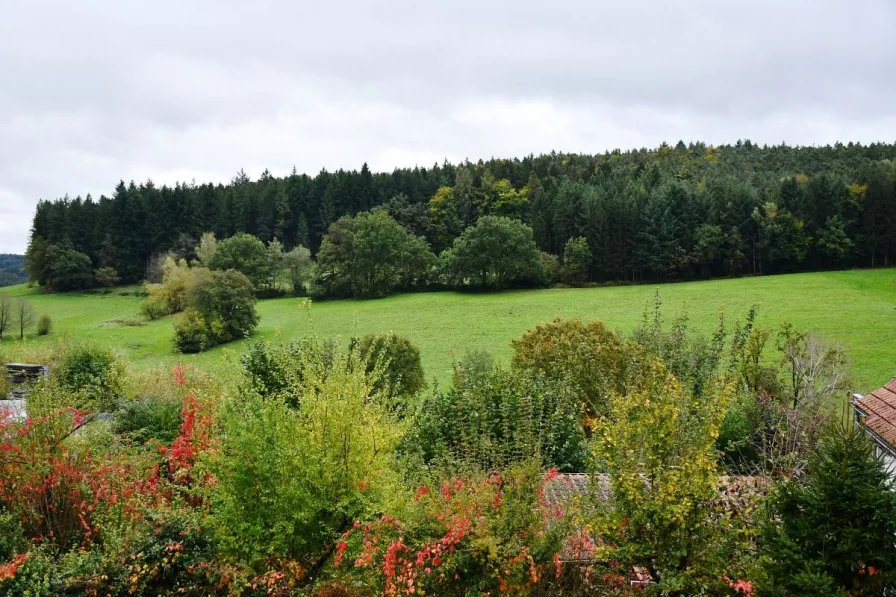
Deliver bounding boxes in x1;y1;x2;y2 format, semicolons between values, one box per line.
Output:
335;463;569;597
36;314;52;336
512;317;636;419
357;333;425;398
0;408;158;555
208;342;401;571
407;366;588;472
64;508;221;596
114;395;183;444
56;344;125;412
594;358;747;593
760;422;896;595
630;293;727;398
240;338;339;407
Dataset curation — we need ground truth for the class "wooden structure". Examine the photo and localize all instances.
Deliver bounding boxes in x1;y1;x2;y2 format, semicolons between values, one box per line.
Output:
1;363;49;421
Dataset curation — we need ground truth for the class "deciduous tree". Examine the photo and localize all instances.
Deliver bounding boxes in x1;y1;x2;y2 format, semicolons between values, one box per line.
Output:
14;298;35;339
443;216;544;289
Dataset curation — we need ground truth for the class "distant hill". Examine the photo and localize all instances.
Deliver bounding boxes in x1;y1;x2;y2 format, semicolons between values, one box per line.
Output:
0;254;27;287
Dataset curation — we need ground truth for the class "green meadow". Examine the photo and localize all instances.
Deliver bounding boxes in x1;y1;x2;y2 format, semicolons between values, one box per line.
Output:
1;268;894;392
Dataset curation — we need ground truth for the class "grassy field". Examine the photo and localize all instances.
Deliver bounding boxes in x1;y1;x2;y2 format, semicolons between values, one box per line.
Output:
1;269;895;392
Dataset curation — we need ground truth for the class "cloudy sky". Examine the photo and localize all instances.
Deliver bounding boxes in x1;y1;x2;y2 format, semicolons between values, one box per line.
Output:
2;0;894;254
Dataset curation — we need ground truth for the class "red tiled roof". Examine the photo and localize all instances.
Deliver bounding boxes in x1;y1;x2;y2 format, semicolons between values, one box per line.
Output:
855;378;896;448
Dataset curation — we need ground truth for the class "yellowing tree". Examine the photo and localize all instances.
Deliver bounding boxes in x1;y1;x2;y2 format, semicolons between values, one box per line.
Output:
595;359;733;591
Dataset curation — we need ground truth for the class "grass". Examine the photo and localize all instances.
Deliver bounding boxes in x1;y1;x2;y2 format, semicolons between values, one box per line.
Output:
1;269;895;392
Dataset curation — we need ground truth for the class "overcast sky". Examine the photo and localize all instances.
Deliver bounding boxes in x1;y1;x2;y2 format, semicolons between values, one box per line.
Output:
2;0;895;254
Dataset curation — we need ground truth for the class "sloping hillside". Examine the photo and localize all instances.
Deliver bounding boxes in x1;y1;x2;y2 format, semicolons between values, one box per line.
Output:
0;254;26;287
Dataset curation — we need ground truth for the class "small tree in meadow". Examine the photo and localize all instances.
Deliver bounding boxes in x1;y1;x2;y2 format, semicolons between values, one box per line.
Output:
14;298;35;339
208;232;270;291
283;245;313;295
173;269;259;353
194;232;218;267
442;216;545;289
94;266;120;289
0;294;12;340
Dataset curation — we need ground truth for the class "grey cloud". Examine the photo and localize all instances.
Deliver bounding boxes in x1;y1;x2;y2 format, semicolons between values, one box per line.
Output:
1;0;895;253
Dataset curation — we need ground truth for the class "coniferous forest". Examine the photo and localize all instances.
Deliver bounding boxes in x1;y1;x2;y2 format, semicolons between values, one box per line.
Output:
26;140;896;290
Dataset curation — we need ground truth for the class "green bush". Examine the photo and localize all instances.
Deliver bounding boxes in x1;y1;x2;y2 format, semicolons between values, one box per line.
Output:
209;342;401;570
561;236;591;286
451;349;497;390
512;317;637;419
57;344;125;412
408;367;588;472
717;393;762;472
94;266;120;289
139;295;167;320
173;308;208;354
73;509;220;596
356;333;425;398
114;395;182;444
207;232;270;290
194;269;259;345
0;548;53;596
239;338;338;407
0;511;25;560
36;313;52;336
539;251;561;284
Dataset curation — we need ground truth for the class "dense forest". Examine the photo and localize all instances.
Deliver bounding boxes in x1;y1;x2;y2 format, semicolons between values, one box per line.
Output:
26;140;896;288
0;254;26;287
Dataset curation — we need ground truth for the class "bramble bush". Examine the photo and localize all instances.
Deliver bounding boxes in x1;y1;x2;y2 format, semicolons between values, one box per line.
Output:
114;394;183;445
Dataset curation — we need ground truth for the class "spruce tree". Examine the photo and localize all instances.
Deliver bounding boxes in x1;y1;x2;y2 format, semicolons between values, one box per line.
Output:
761;422;896;595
